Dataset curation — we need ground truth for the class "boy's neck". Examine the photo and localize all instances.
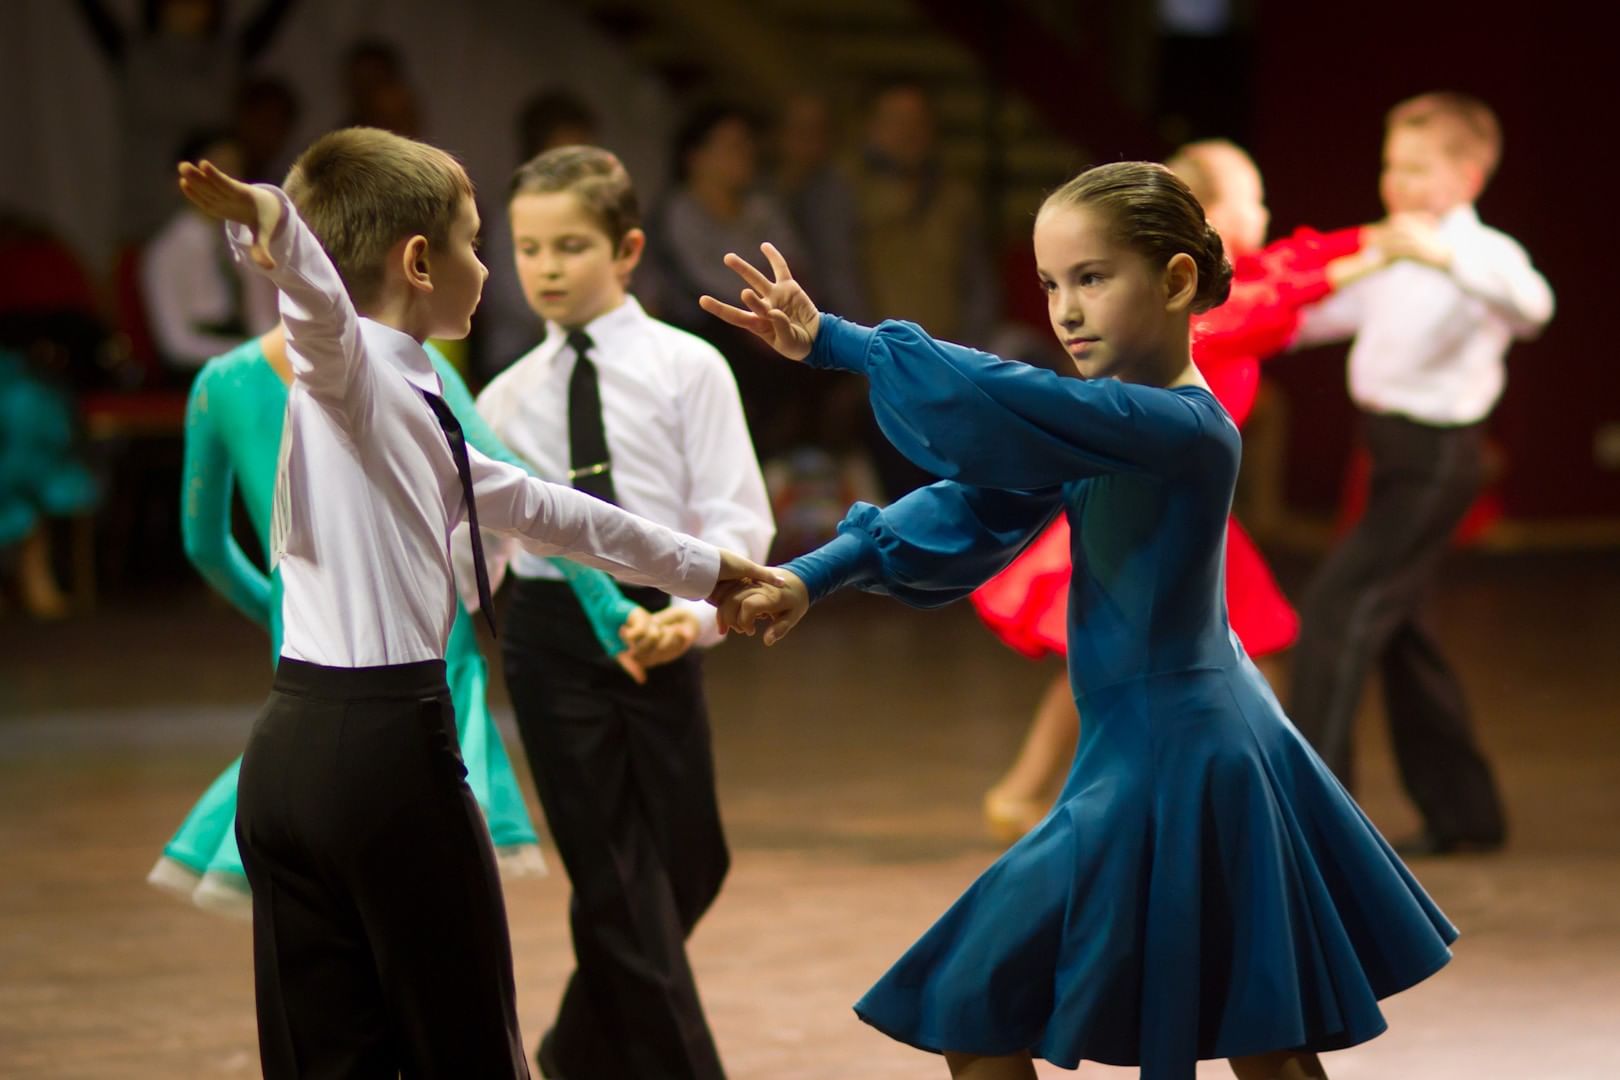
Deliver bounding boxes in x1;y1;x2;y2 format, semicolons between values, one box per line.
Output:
557;292;631;334
358;289;430;344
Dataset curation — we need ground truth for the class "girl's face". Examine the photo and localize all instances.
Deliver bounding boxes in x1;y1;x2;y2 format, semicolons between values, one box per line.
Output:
1034;202;1188;382
510;191;643;330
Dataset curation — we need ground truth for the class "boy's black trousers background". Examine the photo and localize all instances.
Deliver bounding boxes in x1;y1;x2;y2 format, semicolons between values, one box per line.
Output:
503;577;730;1080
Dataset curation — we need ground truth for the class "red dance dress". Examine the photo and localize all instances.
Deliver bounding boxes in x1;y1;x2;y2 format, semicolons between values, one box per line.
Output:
973;227;1363;660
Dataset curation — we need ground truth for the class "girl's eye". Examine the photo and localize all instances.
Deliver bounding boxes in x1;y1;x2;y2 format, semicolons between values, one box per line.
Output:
1039;280;1056;294
1079;274;1103;287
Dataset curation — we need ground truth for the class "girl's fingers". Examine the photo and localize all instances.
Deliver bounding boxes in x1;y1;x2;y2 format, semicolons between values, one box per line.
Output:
722;252;775;295
698;295;763;332
741;288;773;318
760;242;793;282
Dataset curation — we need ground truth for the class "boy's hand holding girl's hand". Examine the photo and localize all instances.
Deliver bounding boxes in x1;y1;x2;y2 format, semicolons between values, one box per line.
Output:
177;160;280;270
699;243;821;361
710;570;810;647
619;607;702;669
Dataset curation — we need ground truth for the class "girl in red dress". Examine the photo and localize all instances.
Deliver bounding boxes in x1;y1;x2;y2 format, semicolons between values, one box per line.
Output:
979;140;1388;839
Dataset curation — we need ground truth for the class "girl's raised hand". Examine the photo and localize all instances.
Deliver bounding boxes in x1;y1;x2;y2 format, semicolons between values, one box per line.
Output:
177;160;281;270
698;242;820;361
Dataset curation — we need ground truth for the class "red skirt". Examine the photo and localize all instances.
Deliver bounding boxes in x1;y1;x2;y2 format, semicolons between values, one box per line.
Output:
971;516;1299;660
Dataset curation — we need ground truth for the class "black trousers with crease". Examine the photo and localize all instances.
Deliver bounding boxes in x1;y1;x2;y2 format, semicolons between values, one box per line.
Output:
236;657;529;1080
503;578;729;1080
1289;412;1507;844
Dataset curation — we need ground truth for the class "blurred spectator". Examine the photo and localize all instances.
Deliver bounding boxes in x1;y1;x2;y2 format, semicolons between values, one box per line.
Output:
645;103;802;332
770;92;867;323
1;347;98;619
74;0;297;243
518;88;601;158
341;37;420;136
233;75;299;183
853;80;994;348
644;103;808;456
139;133;278;376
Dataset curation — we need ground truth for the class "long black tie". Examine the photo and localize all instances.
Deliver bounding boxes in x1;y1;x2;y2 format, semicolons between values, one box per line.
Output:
418;388;497;637
566;330;618;506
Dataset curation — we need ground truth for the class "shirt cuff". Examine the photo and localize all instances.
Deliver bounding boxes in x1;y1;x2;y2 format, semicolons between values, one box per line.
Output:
224;184;294;268
674;539;722;601
783;529;879;604
807;314;877;373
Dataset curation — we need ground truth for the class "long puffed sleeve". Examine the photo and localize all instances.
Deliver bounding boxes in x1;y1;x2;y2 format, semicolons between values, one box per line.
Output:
785;481;1064;608
807;316;1226;489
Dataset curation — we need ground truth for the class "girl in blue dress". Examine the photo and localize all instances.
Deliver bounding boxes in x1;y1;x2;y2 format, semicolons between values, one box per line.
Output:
700;162;1456;1080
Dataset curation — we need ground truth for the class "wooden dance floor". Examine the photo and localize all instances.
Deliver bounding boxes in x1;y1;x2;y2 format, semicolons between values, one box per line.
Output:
3;551;1617;1078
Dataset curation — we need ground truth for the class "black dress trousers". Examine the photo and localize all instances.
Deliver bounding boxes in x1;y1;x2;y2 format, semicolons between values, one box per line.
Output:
236;658;529;1080
502;578;730;1080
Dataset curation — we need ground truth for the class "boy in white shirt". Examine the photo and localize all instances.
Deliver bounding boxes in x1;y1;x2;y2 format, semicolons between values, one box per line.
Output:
476;145;773;1080
1289;92;1554;856
177;128;776;1080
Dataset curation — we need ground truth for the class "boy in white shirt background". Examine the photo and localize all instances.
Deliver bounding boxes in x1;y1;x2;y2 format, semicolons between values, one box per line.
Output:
475;145;773;1080
1289;91;1554;857
176;129;775;1080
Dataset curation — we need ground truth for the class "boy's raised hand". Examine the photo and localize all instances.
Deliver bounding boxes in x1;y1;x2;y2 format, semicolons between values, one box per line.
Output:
177;160;281;270
698;243;820;361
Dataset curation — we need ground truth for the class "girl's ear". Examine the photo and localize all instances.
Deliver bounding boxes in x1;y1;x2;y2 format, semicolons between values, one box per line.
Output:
616;227;647;272
402;234;433;293
1164;252;1198;313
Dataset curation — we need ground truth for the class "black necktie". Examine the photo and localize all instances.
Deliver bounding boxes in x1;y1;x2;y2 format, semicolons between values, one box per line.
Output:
418;388;497;638
566;330;618;506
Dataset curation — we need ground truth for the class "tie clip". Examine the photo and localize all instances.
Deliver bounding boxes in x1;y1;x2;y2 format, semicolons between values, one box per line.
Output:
568;461;612;480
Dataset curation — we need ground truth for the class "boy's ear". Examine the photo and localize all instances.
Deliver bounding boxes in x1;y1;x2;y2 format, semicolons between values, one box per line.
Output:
402;234;433;293
616;227;647;271
1163;252;1198;312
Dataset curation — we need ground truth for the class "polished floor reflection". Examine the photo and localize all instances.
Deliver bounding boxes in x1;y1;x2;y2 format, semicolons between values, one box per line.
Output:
3;551;1618;1078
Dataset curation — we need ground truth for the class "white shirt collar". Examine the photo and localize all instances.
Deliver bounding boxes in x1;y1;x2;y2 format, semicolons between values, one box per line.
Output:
542;295;648;367
360;317;443;395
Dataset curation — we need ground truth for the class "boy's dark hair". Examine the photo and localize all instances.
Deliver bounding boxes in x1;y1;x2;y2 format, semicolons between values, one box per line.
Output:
1042;161;1233;314
518;89;599;160
1387;91;1502;182
509;146;640;250
672;103;757;183
283;127;473;307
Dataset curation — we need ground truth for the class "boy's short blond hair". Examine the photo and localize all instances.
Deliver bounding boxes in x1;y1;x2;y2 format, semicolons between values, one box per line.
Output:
283;127;474;306
1164;138;1254;208
508;145;640;250
1386;92;1502;182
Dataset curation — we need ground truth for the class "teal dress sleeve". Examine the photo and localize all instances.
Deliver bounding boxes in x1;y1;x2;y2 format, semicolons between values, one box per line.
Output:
180;366;273;628
807;316;1226;489
428;349;638;655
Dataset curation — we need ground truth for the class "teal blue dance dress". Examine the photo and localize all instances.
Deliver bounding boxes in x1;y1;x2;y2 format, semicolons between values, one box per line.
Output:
0;348;97;549
785;317;1456;1077
149;338;638;916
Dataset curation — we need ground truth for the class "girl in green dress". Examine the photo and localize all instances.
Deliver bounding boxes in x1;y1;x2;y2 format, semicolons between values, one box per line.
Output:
149;326;646;916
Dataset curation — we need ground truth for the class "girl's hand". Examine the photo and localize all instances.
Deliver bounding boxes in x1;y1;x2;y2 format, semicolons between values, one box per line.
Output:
712;571;810;646
698;243;821;361
177;160;280;270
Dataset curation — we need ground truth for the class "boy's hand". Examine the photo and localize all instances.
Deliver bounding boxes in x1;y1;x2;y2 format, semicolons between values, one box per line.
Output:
710;549;786;602
1373;213;1452;271
613;607;653;684
712;571;810;647
177;160;280;270
628;607;701;668
698;243;820;361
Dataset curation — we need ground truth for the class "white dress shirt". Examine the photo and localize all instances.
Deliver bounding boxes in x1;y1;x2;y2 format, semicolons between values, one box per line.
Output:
229;187;720;668
1293;204;1554;426
141;209;278;368
477;296;774;647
